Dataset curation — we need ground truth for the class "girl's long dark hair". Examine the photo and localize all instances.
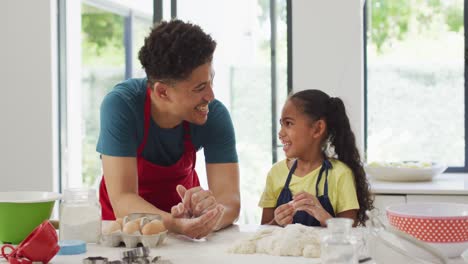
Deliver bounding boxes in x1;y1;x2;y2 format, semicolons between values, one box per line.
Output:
290;89;374;226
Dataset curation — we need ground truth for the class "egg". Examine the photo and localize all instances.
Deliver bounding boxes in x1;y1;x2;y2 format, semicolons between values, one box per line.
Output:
122;219;141;235
141;219;167;235
102;220;122;235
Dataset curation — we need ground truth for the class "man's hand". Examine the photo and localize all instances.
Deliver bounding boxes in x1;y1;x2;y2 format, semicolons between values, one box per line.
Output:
169;201;224;239
171;202;190;218
168;185;225;238
176;185;218;217
274;202;294;226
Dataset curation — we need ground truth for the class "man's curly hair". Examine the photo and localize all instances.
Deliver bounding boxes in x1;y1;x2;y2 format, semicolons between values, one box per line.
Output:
138;20;216;84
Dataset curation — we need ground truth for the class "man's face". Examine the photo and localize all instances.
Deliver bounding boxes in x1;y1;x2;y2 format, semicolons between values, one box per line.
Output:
168;62;215;125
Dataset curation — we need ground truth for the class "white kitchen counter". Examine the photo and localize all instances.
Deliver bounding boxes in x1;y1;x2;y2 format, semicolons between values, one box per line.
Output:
370;173;468;195
50;225;318;264
50;224;467;264
2;224;466;264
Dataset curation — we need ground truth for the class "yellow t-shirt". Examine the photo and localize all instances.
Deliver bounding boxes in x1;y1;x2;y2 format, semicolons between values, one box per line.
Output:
258;158;359;214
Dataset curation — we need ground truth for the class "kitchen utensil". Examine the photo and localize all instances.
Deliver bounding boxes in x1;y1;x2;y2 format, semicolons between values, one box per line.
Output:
0;191;61;244
462;249;468;263
84;247;164;264
83;256;109;264
122;246;150;259
1;220;60;263
366;210;448;264
386;202;468;257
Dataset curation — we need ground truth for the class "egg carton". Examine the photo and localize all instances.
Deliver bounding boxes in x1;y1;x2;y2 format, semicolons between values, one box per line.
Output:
100;213;167;248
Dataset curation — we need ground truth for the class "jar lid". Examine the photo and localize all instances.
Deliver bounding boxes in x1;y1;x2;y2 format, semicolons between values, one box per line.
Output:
57;240;87;255
63;188;97;201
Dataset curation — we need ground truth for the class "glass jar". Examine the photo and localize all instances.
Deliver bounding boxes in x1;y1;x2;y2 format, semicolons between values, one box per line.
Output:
59;188;101;243
321;218;358;264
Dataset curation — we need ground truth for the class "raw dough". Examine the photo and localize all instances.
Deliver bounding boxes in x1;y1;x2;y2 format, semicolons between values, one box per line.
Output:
229;224;322;258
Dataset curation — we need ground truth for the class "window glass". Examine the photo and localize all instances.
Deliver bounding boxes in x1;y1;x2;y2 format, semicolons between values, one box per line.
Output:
63;1;153;189
178;0;288;224
81;4;125;186
366;0;464;166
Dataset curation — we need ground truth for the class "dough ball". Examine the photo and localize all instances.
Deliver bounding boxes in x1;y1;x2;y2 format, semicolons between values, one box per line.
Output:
303;244;320;258
228;224;322;258
229;239;257;254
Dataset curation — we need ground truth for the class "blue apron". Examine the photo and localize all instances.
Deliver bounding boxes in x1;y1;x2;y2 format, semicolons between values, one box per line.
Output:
276;159;336;226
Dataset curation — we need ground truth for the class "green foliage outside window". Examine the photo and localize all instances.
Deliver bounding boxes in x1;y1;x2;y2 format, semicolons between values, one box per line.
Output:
81;4;125;66
81;4;126;186
445;4;464;32
368;0;463;53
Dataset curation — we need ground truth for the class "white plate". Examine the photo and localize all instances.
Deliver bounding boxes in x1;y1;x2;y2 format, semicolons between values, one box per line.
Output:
364;162;447;182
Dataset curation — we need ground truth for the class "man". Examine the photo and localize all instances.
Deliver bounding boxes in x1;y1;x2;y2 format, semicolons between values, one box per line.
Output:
97;20;240;239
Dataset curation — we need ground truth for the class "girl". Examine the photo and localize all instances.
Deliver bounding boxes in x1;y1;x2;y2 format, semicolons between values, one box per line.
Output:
259;89;373;227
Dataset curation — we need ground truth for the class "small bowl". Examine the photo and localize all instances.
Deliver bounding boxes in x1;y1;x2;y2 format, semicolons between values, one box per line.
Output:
0;191;61;244
387;202;468;257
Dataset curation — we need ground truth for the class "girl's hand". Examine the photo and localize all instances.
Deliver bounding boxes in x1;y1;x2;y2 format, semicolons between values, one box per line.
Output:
274;202;295;226
292;191;332;226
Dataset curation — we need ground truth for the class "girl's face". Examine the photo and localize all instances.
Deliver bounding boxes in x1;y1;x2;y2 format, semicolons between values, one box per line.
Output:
278;100;324;159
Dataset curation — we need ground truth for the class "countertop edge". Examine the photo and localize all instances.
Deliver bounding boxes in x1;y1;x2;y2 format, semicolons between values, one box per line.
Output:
369;173;468;195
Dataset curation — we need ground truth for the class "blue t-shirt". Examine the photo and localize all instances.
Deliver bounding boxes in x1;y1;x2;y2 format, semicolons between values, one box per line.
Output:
96;78;238;166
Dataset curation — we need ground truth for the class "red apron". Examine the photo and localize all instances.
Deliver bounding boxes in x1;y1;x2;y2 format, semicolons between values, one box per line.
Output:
99;88;200;220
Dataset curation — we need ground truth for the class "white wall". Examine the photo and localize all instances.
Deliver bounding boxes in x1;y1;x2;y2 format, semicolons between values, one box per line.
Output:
0;0;58;192
292;0;364;153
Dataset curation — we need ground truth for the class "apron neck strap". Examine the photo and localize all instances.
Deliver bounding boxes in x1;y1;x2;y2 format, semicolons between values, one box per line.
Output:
283;159;298;188
183;121;191;140
137;87;152;155
315;159;332;196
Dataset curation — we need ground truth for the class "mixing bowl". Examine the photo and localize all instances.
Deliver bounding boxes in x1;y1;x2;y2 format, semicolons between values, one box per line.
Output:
0;191;61;244
387;202;468;257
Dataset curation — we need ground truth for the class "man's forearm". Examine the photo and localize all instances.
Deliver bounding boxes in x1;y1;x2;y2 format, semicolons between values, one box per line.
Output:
112;193;170;220
215;195;240;230
112;193;188;233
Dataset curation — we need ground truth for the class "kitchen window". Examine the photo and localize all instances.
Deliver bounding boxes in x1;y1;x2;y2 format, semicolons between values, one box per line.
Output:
364;0;466;171
58;0;153;189
174;0;289;224
58;0;290;224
